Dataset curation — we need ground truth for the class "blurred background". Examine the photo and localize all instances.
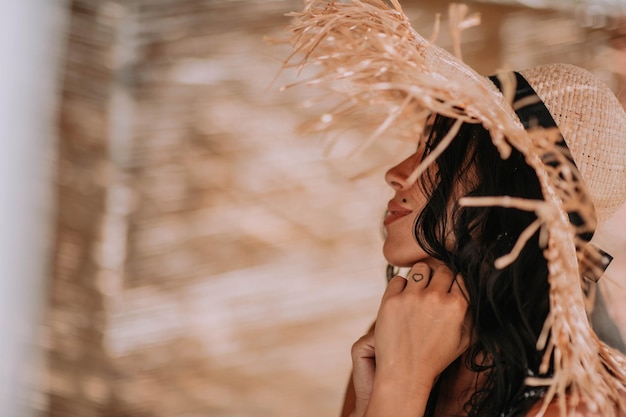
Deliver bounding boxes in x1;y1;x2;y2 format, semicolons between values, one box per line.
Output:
2;0;626;417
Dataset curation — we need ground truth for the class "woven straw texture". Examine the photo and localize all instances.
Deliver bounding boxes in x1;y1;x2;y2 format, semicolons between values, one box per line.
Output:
521;63;626;225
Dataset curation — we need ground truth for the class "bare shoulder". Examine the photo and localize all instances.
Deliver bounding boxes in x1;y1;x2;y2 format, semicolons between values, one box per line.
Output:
524;399;626;417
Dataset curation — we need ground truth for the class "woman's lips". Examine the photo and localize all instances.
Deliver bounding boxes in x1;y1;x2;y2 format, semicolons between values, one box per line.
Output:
384;201;413;226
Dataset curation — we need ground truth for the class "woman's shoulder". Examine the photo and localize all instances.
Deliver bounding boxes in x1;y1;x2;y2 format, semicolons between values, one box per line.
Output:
524;399;626;417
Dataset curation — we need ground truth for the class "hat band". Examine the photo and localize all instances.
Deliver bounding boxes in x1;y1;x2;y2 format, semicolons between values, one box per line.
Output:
488;72;612;283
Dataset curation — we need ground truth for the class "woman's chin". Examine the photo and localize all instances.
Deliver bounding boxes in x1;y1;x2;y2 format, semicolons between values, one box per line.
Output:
382;244;428;268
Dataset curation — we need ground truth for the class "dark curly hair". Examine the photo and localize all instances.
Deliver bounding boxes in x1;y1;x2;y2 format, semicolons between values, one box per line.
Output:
406;115;552;417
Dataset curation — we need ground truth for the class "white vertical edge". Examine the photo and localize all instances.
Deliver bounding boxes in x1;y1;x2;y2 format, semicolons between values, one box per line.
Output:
0;0;70;416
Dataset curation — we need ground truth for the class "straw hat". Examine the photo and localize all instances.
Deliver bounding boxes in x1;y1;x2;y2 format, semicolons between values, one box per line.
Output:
519;64;626;226
279;0;626;415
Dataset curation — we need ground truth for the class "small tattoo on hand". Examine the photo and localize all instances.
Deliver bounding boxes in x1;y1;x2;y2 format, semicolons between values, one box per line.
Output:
411;273;425;283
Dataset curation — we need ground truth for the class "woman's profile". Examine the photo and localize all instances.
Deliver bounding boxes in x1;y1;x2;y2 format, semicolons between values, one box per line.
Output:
278;1;626;416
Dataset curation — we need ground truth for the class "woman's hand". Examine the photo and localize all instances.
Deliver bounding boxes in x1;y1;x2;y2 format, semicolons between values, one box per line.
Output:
359;262;471;417
350;326;376;417
374;262;471;385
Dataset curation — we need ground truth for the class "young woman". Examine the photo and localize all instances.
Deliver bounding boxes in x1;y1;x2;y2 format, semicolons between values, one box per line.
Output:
343;111;606;417
345;114;551;417
279;1;626;416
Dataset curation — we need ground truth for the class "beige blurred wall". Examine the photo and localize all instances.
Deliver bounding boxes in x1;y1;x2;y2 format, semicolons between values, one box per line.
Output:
46;1;626;417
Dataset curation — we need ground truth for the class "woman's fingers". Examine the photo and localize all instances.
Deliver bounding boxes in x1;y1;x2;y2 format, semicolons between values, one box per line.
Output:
386;262;468;301
373;261;472;387
425;265;455;293
350;330;377;417
405;262;458;294
450;273;469;300
406;262;431;287
381;275;407;302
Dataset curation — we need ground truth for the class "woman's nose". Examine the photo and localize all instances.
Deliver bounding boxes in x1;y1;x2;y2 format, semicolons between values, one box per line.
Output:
385;152;419;191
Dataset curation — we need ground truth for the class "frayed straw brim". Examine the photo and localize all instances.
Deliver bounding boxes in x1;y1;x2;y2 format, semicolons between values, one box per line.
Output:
276;0;626;415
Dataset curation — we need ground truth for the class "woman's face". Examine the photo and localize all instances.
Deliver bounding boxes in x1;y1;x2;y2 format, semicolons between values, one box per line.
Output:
383;150;431;267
